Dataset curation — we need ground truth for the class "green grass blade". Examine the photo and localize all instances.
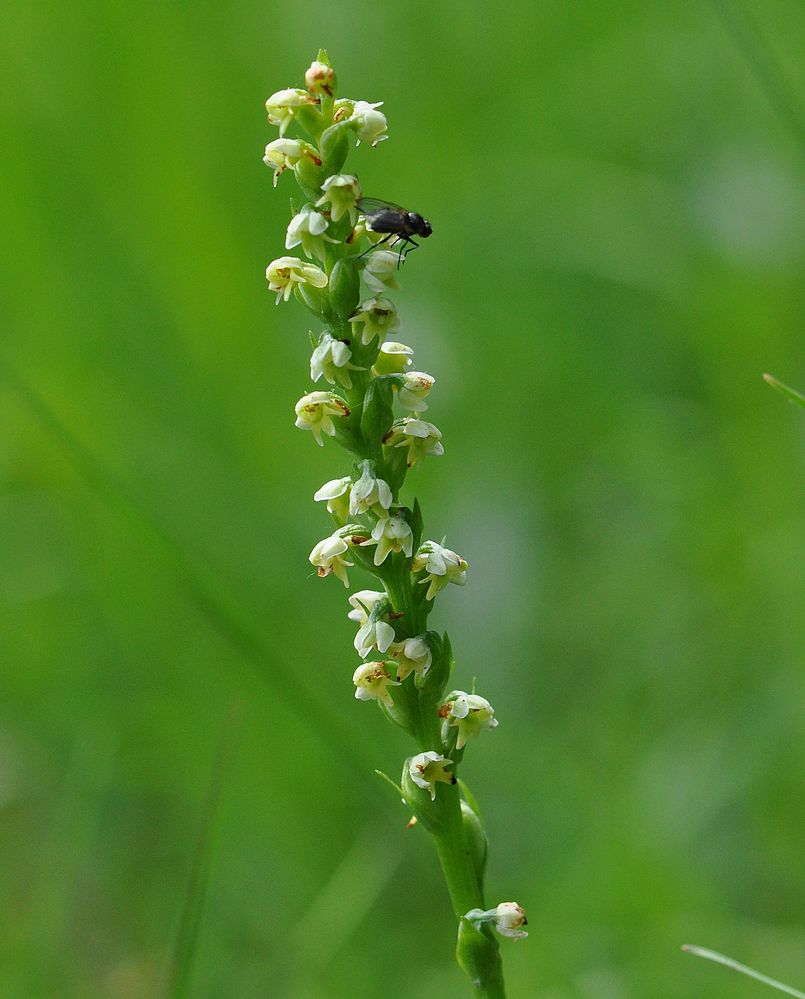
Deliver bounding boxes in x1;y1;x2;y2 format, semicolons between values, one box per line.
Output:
683;945;805;998
764;373;805;408
708;0;805;150
0;357;371;777
281;821;406;994
161;703;247;999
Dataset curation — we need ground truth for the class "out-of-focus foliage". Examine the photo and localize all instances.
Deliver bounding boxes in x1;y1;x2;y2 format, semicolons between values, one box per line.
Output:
1;2;804;997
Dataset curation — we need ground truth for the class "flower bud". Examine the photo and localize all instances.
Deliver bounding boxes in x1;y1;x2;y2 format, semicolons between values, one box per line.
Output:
305;60;335;97
494;902;528;939
318;121;351;177
462;902;528;940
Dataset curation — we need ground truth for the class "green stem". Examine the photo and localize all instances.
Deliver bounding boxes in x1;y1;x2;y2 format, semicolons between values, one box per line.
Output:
431;783;506;997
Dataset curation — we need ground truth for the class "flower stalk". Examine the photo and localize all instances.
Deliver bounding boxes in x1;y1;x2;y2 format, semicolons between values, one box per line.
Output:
263;50;526;996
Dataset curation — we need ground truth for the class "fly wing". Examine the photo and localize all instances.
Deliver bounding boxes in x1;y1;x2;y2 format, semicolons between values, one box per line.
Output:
357;197;407;216
357;198;408;234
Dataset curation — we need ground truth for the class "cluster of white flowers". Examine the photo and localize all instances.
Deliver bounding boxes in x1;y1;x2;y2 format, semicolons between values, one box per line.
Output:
264;52;526;972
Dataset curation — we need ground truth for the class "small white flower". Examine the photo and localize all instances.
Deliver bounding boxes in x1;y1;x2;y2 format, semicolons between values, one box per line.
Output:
347;589;394;657
363;250;401;294
397;372;435;413
351;100;388;147
390;635;432;682
464;902;529;940
294;391;349;446
354;616;395;659
372;341;414;376
348;297;401;346
361;512;413;567
266;256;328;304
265;88;315;136
316;174;362;224
313;476;352;520
411;541;467;600
441;691;498;749
309;332;362;389
385;418;444;468
408;751;455;801
353;662;399;708
304;60;334;97
347;589;387;626
263;138;316;187
349;461;393;517
494;902;528;940
286;205;336;262
309;532;353;587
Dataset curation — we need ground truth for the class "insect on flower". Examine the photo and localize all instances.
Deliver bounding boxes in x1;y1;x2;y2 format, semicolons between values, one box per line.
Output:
357;197;432;266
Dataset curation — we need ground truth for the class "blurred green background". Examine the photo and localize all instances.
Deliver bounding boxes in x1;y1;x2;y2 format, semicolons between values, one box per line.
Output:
1;1;804;996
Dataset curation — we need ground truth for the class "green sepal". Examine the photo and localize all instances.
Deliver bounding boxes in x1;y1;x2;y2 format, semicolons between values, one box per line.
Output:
456;918;500;991
382;444;409;498
419;631;453;705
295;104;324;140
410;497;424;553
379;687;411;733
328;257;360;323
458;778;484;822
361;375;395;451
460;798;488;887
319;121;351;177
374;768;403;799
347;538;385;577
329;421;364;459
294;282;332;322
294;153;325;203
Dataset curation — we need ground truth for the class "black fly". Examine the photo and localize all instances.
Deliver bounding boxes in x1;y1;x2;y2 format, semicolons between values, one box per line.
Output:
357;197;432;267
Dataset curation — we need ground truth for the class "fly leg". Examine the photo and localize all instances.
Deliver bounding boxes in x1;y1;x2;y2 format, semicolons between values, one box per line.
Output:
402;239;419;260
357;232;393;259
395;236;418;268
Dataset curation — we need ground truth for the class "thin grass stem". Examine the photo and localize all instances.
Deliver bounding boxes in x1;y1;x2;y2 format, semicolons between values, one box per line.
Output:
683;944;805;998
